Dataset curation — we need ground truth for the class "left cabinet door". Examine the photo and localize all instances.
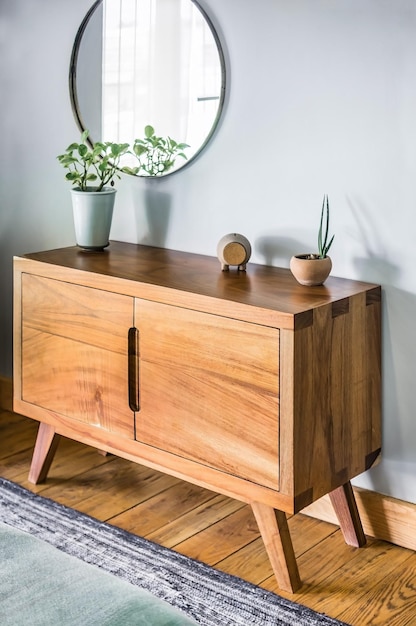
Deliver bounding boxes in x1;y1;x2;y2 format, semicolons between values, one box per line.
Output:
18;273;134;438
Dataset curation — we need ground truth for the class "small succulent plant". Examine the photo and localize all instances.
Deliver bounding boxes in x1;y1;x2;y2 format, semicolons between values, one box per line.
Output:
317;194;335;258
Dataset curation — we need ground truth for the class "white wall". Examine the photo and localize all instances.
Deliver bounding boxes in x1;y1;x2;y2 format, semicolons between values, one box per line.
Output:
1;0;416;503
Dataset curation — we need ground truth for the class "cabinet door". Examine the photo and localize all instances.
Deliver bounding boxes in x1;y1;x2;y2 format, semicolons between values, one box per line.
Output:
20;274;134;438
135;299;280;490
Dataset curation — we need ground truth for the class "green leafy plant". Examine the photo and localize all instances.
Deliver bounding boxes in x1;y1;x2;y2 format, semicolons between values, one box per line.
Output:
133;125;189;176
317;194;335;258
57;130;136;191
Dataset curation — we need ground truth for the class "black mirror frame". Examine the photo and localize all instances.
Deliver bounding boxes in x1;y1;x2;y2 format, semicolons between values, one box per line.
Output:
69;0;227;178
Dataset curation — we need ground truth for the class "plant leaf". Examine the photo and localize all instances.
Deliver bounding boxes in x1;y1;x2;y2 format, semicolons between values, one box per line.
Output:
78;144;88;157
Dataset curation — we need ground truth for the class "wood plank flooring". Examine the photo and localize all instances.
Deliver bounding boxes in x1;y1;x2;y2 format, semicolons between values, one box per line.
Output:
1;410;416;625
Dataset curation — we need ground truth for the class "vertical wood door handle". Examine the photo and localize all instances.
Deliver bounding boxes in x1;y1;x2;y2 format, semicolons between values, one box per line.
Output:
128;327;140;411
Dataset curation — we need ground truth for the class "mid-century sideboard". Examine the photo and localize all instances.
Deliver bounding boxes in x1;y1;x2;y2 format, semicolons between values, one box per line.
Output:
13;242;381;592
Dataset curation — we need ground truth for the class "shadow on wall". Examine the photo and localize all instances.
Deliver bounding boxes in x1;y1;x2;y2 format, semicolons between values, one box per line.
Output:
131;181;172;248
359;284;416;503
254;235;303;267
347;196;400;286
344;199;416;501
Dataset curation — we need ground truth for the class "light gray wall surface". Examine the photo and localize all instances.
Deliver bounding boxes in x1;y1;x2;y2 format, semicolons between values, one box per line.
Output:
1;0;416;503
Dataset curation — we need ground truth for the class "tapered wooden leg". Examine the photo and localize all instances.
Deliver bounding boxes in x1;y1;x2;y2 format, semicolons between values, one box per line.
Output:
329;481;366;547
28;422;61;484
251;502;302;593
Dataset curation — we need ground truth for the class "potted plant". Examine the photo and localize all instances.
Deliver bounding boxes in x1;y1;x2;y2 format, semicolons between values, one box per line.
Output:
133;125;189;176
290;195;335;286
57;130;135;250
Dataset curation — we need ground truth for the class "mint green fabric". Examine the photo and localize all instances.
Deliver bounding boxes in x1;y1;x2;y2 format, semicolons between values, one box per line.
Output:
0;523;196;625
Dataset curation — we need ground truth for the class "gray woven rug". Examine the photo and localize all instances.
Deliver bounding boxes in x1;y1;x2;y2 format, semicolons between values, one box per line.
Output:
0;477;348;626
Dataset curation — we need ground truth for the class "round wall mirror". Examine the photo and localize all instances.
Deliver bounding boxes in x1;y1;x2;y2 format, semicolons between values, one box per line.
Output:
70;0;226;177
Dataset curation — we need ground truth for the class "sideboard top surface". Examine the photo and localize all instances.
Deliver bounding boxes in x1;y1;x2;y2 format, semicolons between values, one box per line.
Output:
20;241;380;320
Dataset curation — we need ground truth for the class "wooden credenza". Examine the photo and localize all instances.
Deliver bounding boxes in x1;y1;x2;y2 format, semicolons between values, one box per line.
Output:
13;242;381;592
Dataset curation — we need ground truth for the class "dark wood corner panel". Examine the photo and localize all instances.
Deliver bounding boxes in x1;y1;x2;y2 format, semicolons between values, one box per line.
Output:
13;241;381;592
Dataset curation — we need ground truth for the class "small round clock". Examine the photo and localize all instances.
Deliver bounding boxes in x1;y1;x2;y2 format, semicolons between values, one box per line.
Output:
217;233;252;271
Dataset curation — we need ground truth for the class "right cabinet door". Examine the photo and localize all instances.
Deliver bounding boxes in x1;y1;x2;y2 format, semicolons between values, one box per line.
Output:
135;298;280;490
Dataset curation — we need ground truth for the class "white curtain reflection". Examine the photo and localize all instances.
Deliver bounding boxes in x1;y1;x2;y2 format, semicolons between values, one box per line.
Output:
101;0;221;150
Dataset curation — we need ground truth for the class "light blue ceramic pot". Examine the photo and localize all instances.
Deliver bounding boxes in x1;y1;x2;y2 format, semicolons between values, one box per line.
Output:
71;187;116;250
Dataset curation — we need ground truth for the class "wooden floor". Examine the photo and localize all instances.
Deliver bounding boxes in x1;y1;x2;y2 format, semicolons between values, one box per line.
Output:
1;410;416;625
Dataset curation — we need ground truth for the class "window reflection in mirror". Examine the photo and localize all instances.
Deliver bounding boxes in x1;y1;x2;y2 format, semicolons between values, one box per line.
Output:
71;0;226;176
